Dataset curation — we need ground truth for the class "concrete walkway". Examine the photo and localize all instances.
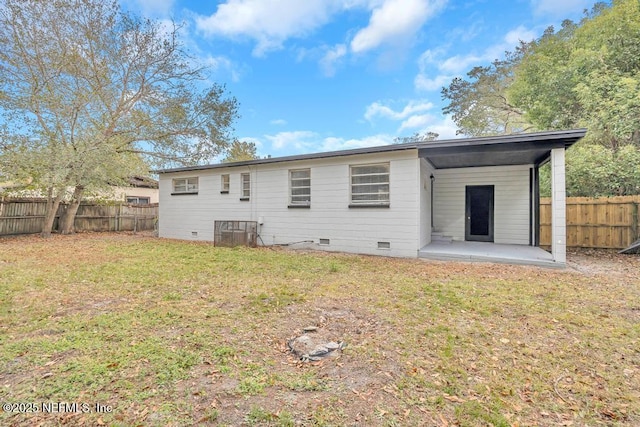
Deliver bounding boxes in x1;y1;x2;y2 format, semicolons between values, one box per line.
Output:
418;241;562;268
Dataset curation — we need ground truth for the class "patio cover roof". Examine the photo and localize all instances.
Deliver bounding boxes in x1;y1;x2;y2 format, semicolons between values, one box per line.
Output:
418;129;586;169
155;129;587;174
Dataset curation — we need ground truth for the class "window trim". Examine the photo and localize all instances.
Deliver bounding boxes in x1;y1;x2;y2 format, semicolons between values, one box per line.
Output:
126;196;151;205
220;174;230;194
288;168;311;208
240;173;250;200
171;177;199;195
349;163;390;207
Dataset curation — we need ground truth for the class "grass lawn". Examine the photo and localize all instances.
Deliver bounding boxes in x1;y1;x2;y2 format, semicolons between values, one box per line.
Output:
0;233;639;426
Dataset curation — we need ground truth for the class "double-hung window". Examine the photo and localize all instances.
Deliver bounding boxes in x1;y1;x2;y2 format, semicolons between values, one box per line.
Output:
240;173;250;200
221;174;230;193
172;177;198;195
350;163;390;206
289;169;311;207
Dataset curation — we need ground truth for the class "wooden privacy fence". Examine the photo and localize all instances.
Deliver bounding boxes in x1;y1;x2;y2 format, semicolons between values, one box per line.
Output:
540;196;640;249
0;198;158;236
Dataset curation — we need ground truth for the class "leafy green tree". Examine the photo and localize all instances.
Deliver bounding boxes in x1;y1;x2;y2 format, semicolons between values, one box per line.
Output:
443;0;640;197
509;0;640;149
540;144;640;197
223;140;259;162
0;0;239;236
441;46;533;136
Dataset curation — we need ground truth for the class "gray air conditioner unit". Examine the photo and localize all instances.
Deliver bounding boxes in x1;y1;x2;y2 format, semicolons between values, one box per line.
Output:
214;220;258;247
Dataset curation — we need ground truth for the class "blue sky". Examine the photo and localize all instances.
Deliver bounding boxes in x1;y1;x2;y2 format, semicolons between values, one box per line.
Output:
122;0;603;159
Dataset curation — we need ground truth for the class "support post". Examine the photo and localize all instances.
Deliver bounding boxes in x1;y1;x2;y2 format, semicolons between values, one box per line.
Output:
550;148;567;264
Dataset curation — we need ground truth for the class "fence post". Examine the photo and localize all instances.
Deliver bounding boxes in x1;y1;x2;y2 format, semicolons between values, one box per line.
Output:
117;204;121;232
633;203;639;241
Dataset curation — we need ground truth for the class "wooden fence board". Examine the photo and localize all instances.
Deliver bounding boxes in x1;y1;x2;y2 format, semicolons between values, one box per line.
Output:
541;196;640;249
0;198;157;236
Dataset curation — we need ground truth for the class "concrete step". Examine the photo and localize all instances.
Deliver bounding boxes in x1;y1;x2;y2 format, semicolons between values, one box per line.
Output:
431;232;453;243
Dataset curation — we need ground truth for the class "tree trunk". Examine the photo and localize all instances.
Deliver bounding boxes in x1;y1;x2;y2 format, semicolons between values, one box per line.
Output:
41;187;64;238
59;186;84;234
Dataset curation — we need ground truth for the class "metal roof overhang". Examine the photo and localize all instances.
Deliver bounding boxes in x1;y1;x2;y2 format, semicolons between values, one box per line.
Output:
417;129;587;169
154;129;587;174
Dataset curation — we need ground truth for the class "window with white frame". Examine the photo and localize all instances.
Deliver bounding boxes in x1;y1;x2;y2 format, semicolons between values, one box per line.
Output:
240;173;250;200
289;169;310;206
126;196;150;205
221;174;230;193
172;177;198;194
350;163;390;206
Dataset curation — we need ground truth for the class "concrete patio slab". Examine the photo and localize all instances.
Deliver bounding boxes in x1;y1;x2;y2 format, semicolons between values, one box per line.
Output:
418;241;562;268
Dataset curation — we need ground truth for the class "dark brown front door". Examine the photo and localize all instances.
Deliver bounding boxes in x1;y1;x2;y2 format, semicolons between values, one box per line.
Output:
465;185;494;242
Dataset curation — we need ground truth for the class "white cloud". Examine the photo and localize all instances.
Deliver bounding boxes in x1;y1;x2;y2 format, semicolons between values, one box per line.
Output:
350;0;446;53
240;136;263;150
504;26;537;47
364;100;434;122
442;25;535;74
399;113;435;132
265;130;318;151
438;53;483;75
425;116;459;140
362;99;459;139
398;115;459;139
247;130;397;156
363;99;456;138
414;25;537;92
414;73;451;92
195;0;344;56
195;0;445;58
531;0;593;17
270;119;287;126
201;55;243;82
320;134;395;151
319;44;347;77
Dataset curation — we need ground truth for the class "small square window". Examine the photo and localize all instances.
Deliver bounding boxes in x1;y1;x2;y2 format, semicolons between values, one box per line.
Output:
221;174;230;193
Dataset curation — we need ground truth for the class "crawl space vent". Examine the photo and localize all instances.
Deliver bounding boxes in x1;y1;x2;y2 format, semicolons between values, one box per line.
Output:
214;221;257;247
377;241;391;249
319;238;330;245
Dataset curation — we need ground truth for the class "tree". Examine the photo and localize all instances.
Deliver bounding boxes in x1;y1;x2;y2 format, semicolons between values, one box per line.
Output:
393;131;439;144
509;0;640;149
0;0;239;236
441;45;533;136
222;140;259;162
442;0;640;197
540;144;640;197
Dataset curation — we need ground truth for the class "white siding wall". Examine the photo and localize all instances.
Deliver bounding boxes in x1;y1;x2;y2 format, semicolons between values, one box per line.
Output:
432;165;531;244
159;151;422;257
419;158;435;248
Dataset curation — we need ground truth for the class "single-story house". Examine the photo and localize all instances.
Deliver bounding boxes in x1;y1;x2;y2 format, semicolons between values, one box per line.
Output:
114;176;159;205
1;175;159;205
156;129;586;267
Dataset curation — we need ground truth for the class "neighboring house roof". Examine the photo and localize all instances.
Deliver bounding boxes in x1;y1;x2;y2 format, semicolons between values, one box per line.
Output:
155;129;587;174
127;175;158;189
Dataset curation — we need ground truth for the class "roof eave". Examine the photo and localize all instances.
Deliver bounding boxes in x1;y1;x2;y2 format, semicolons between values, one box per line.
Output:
154;128;587;174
